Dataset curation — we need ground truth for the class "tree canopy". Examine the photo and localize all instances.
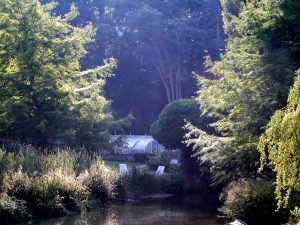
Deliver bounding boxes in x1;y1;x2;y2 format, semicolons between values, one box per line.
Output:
150;99;213;149
0;0;130;149
185;0;300;187
41;0;225;133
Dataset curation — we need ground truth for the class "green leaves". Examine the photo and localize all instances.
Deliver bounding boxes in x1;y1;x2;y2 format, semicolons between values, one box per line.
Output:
259;70;300;208
0;1;122;149
186;0;300;187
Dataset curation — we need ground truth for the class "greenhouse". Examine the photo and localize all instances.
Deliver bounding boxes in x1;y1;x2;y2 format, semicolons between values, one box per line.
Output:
115;135;166;154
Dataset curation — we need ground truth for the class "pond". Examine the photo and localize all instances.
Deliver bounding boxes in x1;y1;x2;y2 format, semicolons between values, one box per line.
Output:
29;201;222;225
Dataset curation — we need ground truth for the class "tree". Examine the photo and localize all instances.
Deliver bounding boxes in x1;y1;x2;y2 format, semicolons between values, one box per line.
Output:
0;0;128;149
47;0;225;133
185;0;300;185
151;99;214;183
118;0;224;103
151;99;214;148
259;69;300;208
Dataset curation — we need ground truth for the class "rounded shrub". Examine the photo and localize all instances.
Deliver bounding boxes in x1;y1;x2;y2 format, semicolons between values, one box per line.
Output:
0;193;31;224
220;179;289;225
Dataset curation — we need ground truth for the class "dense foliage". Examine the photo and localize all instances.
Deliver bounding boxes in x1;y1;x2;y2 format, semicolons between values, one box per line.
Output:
259;69;300;208
151;99;213;149
185;0;300;222
0;146;120;223
0;0;132;149
41;0;225;133
151;99;214;188
0;145;185;224
186;0;300;184
220;179;288;225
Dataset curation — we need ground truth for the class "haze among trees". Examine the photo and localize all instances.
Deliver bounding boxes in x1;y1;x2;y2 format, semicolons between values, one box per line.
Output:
40;0;225;133
0;0;300;225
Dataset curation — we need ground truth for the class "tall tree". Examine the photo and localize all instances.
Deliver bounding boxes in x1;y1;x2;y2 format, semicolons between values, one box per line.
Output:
0;0;122;149
46;0;225;133
186;0;300;185
117;0;224;103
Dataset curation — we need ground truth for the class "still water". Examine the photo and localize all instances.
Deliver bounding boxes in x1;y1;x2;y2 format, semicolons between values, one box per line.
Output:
31;203;222;225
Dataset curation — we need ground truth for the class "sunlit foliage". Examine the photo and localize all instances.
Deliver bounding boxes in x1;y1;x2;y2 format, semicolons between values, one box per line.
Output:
259;69;300;208
0;1;130;149
186;0;300;187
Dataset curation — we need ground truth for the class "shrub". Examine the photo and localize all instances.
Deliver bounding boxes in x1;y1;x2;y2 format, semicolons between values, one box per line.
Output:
148;151;172;171
0;146;125;223
33;197;68;219
134;153;150;163
115;176;128;200
0;151;16;174
160;169;185;197
84;161;118;202
126;166;185;197
220;179;289;225
50;169;90;201
0;193;31;224
286;194;300;225
287;207;300;225
127;167;157;196
3;170;31;201
14;147;97;175
4;170;90;217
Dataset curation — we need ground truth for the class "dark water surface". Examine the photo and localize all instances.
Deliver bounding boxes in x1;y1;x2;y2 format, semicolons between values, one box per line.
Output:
30;203;222;225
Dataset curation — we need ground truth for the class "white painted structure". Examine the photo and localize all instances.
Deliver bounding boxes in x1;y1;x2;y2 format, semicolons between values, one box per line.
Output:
228;220;247;225
119;164;128;175
113;135;166;155
155;166;165;176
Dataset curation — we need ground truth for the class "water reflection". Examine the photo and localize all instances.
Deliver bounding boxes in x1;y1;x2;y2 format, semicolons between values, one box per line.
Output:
31;203;222;225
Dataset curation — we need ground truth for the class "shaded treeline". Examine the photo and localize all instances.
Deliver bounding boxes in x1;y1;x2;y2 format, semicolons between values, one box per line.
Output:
184;0;300;224
41;0;225;133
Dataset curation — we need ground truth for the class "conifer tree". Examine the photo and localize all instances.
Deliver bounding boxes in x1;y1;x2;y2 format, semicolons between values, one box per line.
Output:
186;0;300;185
0;0;118;148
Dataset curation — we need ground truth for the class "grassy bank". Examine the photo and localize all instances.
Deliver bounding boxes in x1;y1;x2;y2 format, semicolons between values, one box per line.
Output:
0;146;121;224
0;145;185;224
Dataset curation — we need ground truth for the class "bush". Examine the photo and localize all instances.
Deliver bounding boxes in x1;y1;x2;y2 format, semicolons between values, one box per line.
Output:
288;207;300;225
127;167;157;196
0;146;124;223
115;176;128;200
3;171;31;201
0;152;16;174
0;193;31;224
148;151;172;171
4;170;87;218
286;194;300;225
125;166;185;197
134;153;150;163
33;198;68;219
160;169;185;197
220;179;289;225
84;161;118;202
14;146;96;175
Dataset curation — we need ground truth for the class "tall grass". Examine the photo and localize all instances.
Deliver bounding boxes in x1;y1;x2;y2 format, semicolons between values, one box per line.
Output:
0;145;120;223
0;145;185;224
